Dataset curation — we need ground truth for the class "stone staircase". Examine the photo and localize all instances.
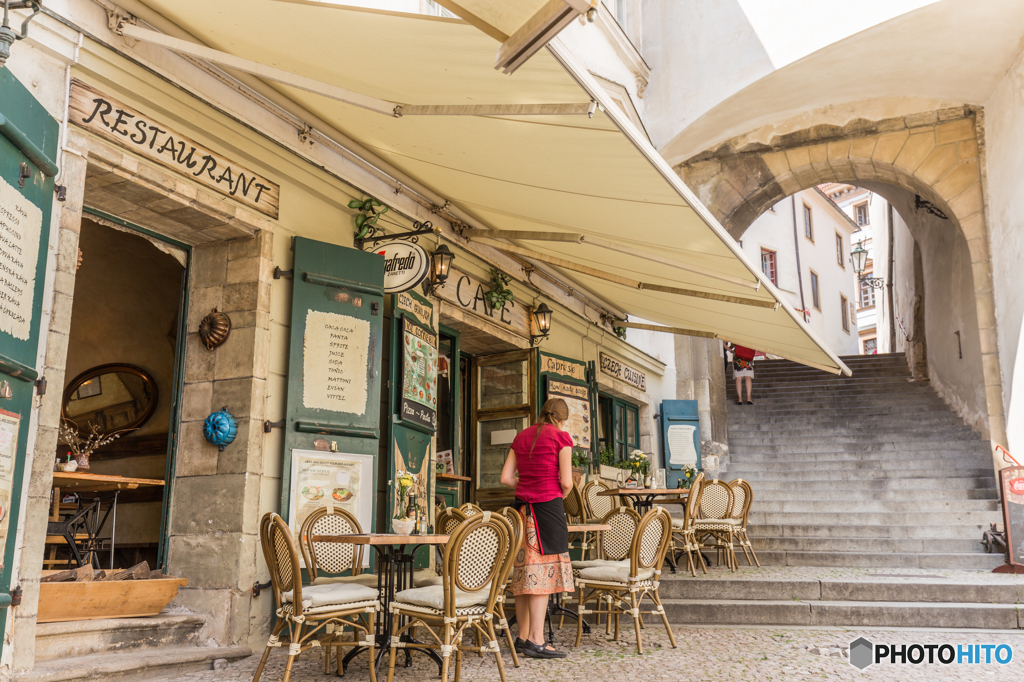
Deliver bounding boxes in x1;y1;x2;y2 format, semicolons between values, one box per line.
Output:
723;353;1003;570
15;614;250;682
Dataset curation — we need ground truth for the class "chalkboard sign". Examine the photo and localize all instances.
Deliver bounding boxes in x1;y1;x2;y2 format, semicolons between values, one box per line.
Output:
1001;466;1024;567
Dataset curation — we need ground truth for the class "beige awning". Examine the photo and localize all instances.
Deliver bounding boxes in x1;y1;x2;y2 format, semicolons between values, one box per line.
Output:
129;1;851;375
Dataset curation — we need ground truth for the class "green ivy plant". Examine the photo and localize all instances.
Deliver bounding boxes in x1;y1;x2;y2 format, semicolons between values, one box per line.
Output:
614;326;627;341
348;197;389;239
598;444;619;468
483;268;514;310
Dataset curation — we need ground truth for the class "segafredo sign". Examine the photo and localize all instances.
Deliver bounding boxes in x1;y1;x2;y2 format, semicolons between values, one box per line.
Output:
369;240;430;293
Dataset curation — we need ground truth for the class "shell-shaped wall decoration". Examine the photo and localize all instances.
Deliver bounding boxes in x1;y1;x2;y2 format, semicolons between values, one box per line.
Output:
198;308;231;350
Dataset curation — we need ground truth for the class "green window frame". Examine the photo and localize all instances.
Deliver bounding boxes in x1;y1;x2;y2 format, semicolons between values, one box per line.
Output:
597;394;640;460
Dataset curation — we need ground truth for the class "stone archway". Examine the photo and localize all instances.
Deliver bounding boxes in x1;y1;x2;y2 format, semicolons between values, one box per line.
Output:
676;109;1006;452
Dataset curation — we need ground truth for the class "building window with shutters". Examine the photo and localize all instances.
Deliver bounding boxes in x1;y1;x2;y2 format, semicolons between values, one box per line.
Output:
841;294;850;332
760;249;777;285
863;337;878;354
803;203;814;241
855;202;870;227
598;395;639;460
860;275;876;308
810;270;820;310
836;232;845;268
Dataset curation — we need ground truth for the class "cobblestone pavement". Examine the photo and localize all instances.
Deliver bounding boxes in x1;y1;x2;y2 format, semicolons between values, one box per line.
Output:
160;623;1024;681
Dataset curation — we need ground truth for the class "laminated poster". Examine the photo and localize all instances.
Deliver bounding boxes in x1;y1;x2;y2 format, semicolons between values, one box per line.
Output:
547;380;591;449
303;310;371;414
0;409;20;569
401;316;438;430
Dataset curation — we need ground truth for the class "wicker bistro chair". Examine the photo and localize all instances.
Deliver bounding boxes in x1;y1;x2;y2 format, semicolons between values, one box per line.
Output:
570;506;640;629
386;511;515;682
564;484;597;559
495;507;523;668
574;507;678;655
253;513;381;682
458;503;482;516
692;479;738;571
415;508;469;589
669;473;707;577
728;479;760;567
582;480;617;522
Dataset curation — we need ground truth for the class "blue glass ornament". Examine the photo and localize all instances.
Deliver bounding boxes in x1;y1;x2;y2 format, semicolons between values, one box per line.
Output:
203;406;238;452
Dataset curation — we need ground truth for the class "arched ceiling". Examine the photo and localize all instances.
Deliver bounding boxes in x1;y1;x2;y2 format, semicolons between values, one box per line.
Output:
648;0;1024;165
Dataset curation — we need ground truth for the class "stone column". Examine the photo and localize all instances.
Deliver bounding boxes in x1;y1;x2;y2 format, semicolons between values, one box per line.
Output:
674;335;729;465
10;151;89;673
167;232;272;649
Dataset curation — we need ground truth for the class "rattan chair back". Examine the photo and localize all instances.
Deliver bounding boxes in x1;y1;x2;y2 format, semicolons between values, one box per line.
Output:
729;479;754;525
260;513;302;609
631;507;672;577
697;479;734;520
498;506;524;553
685;472;705;529
441;511;513;619
582;479;616;519
564;484;586;524
599;506;640;561
437;506;468;535
459;502;482;516
298;506;365;582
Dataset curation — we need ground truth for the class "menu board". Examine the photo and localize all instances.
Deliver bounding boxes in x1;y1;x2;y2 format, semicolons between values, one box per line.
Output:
0;174;42;341
302;310;371;414
1001;466;1024;567
667;424;699;466
401;316;438;430
547;379;591;449
290;450;374;566
0;409;20;569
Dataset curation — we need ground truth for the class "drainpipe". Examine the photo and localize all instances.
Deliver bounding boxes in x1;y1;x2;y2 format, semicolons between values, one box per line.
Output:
791;197;808;322
887;203;896;352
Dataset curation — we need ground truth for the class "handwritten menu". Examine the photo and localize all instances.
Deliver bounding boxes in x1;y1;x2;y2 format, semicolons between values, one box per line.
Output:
547;380;591;449
0;409;19;569
303;310;370;414
401;317;438;430
0;174;41;342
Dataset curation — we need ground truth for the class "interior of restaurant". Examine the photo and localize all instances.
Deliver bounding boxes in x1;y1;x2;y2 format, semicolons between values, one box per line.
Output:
48;218;183;572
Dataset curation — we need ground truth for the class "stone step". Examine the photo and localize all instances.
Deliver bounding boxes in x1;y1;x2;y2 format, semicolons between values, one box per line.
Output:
730;458;995;473
727;386;939;398
659;599;1021;629
739;549;1006;570
746;523;994;539
728;436;985;449
730;451;991;464
729;443;991;455
735;469;995;482
746;477;996;491
747;488;998;502
14;646;251;682
34;615;206;662
748;499;999;513
747;511;1000;526
749;536;990;553
656;576;1024;604
728;420;974;434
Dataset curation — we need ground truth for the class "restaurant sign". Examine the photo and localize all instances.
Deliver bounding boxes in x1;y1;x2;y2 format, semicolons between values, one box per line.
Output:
69;80;280;218
435;266;529;337
367;239;429;294
540;352;586;381
600;352;647;391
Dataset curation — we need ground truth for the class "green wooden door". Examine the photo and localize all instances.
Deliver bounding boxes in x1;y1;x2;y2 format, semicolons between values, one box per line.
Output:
0;69;59;653
280;237;385;552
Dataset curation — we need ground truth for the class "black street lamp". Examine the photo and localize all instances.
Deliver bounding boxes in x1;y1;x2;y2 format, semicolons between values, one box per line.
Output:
530;303;553;345
850;240;884;289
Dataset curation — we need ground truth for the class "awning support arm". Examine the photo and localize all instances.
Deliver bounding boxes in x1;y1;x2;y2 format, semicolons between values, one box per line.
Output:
470;237;777;308
461;228;760;289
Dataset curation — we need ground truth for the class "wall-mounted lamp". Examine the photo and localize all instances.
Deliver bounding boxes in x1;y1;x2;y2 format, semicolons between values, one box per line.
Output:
0;1;41;69
530;302;553;346
422;243;454;296
850;240;884;290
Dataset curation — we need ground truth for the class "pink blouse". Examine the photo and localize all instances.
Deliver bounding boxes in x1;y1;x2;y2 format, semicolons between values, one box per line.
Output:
512;424;574;503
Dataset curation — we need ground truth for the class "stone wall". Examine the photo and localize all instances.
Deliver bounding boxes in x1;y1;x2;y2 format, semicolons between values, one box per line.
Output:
673;336;728;463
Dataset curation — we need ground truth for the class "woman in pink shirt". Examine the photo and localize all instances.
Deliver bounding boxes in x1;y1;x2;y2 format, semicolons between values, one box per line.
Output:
500;398;574;659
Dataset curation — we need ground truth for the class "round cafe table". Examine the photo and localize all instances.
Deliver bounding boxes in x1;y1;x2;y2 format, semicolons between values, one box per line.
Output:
598;488;689;515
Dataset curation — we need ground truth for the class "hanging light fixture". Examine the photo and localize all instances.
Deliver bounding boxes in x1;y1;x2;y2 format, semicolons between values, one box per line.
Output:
530;302;553;345
0;1;41;69
850;240;883;289
423;243;454;295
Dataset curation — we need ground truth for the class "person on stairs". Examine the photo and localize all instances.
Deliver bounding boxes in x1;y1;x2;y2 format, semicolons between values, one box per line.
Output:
729;343;758;405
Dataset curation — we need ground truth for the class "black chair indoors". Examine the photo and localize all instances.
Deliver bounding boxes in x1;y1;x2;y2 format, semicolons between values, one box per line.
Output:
46;498;103;568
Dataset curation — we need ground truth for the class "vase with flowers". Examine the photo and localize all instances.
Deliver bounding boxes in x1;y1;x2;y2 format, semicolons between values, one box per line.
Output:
57;418;128;471
626;449;651;488
392;470;417;534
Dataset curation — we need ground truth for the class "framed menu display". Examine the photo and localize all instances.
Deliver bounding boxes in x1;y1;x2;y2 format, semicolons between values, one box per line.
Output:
401;316;438;430
547;379;592;449
290;450;374;566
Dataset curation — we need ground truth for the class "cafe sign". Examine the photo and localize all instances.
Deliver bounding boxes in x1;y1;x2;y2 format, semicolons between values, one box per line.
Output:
600;352;647;391
435;266;529;337
540;352;586;381
368;240;429;294
69;80;280;218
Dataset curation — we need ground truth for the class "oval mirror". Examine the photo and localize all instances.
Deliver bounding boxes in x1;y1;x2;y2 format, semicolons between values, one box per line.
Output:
62;364;158;436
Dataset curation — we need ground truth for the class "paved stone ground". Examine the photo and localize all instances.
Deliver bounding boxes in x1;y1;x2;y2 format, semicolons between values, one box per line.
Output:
159;623;1024;681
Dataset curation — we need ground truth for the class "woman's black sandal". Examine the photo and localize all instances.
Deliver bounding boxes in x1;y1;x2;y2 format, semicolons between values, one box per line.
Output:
522;639;567;659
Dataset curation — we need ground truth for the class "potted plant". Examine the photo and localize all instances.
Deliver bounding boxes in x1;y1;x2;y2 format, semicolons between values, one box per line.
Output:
598;445;626;483
57;418;128;471
626;449;652;488
571;446;591;486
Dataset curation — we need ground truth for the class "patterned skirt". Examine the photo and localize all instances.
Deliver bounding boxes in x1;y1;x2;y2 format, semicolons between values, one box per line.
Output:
511;513;574;596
